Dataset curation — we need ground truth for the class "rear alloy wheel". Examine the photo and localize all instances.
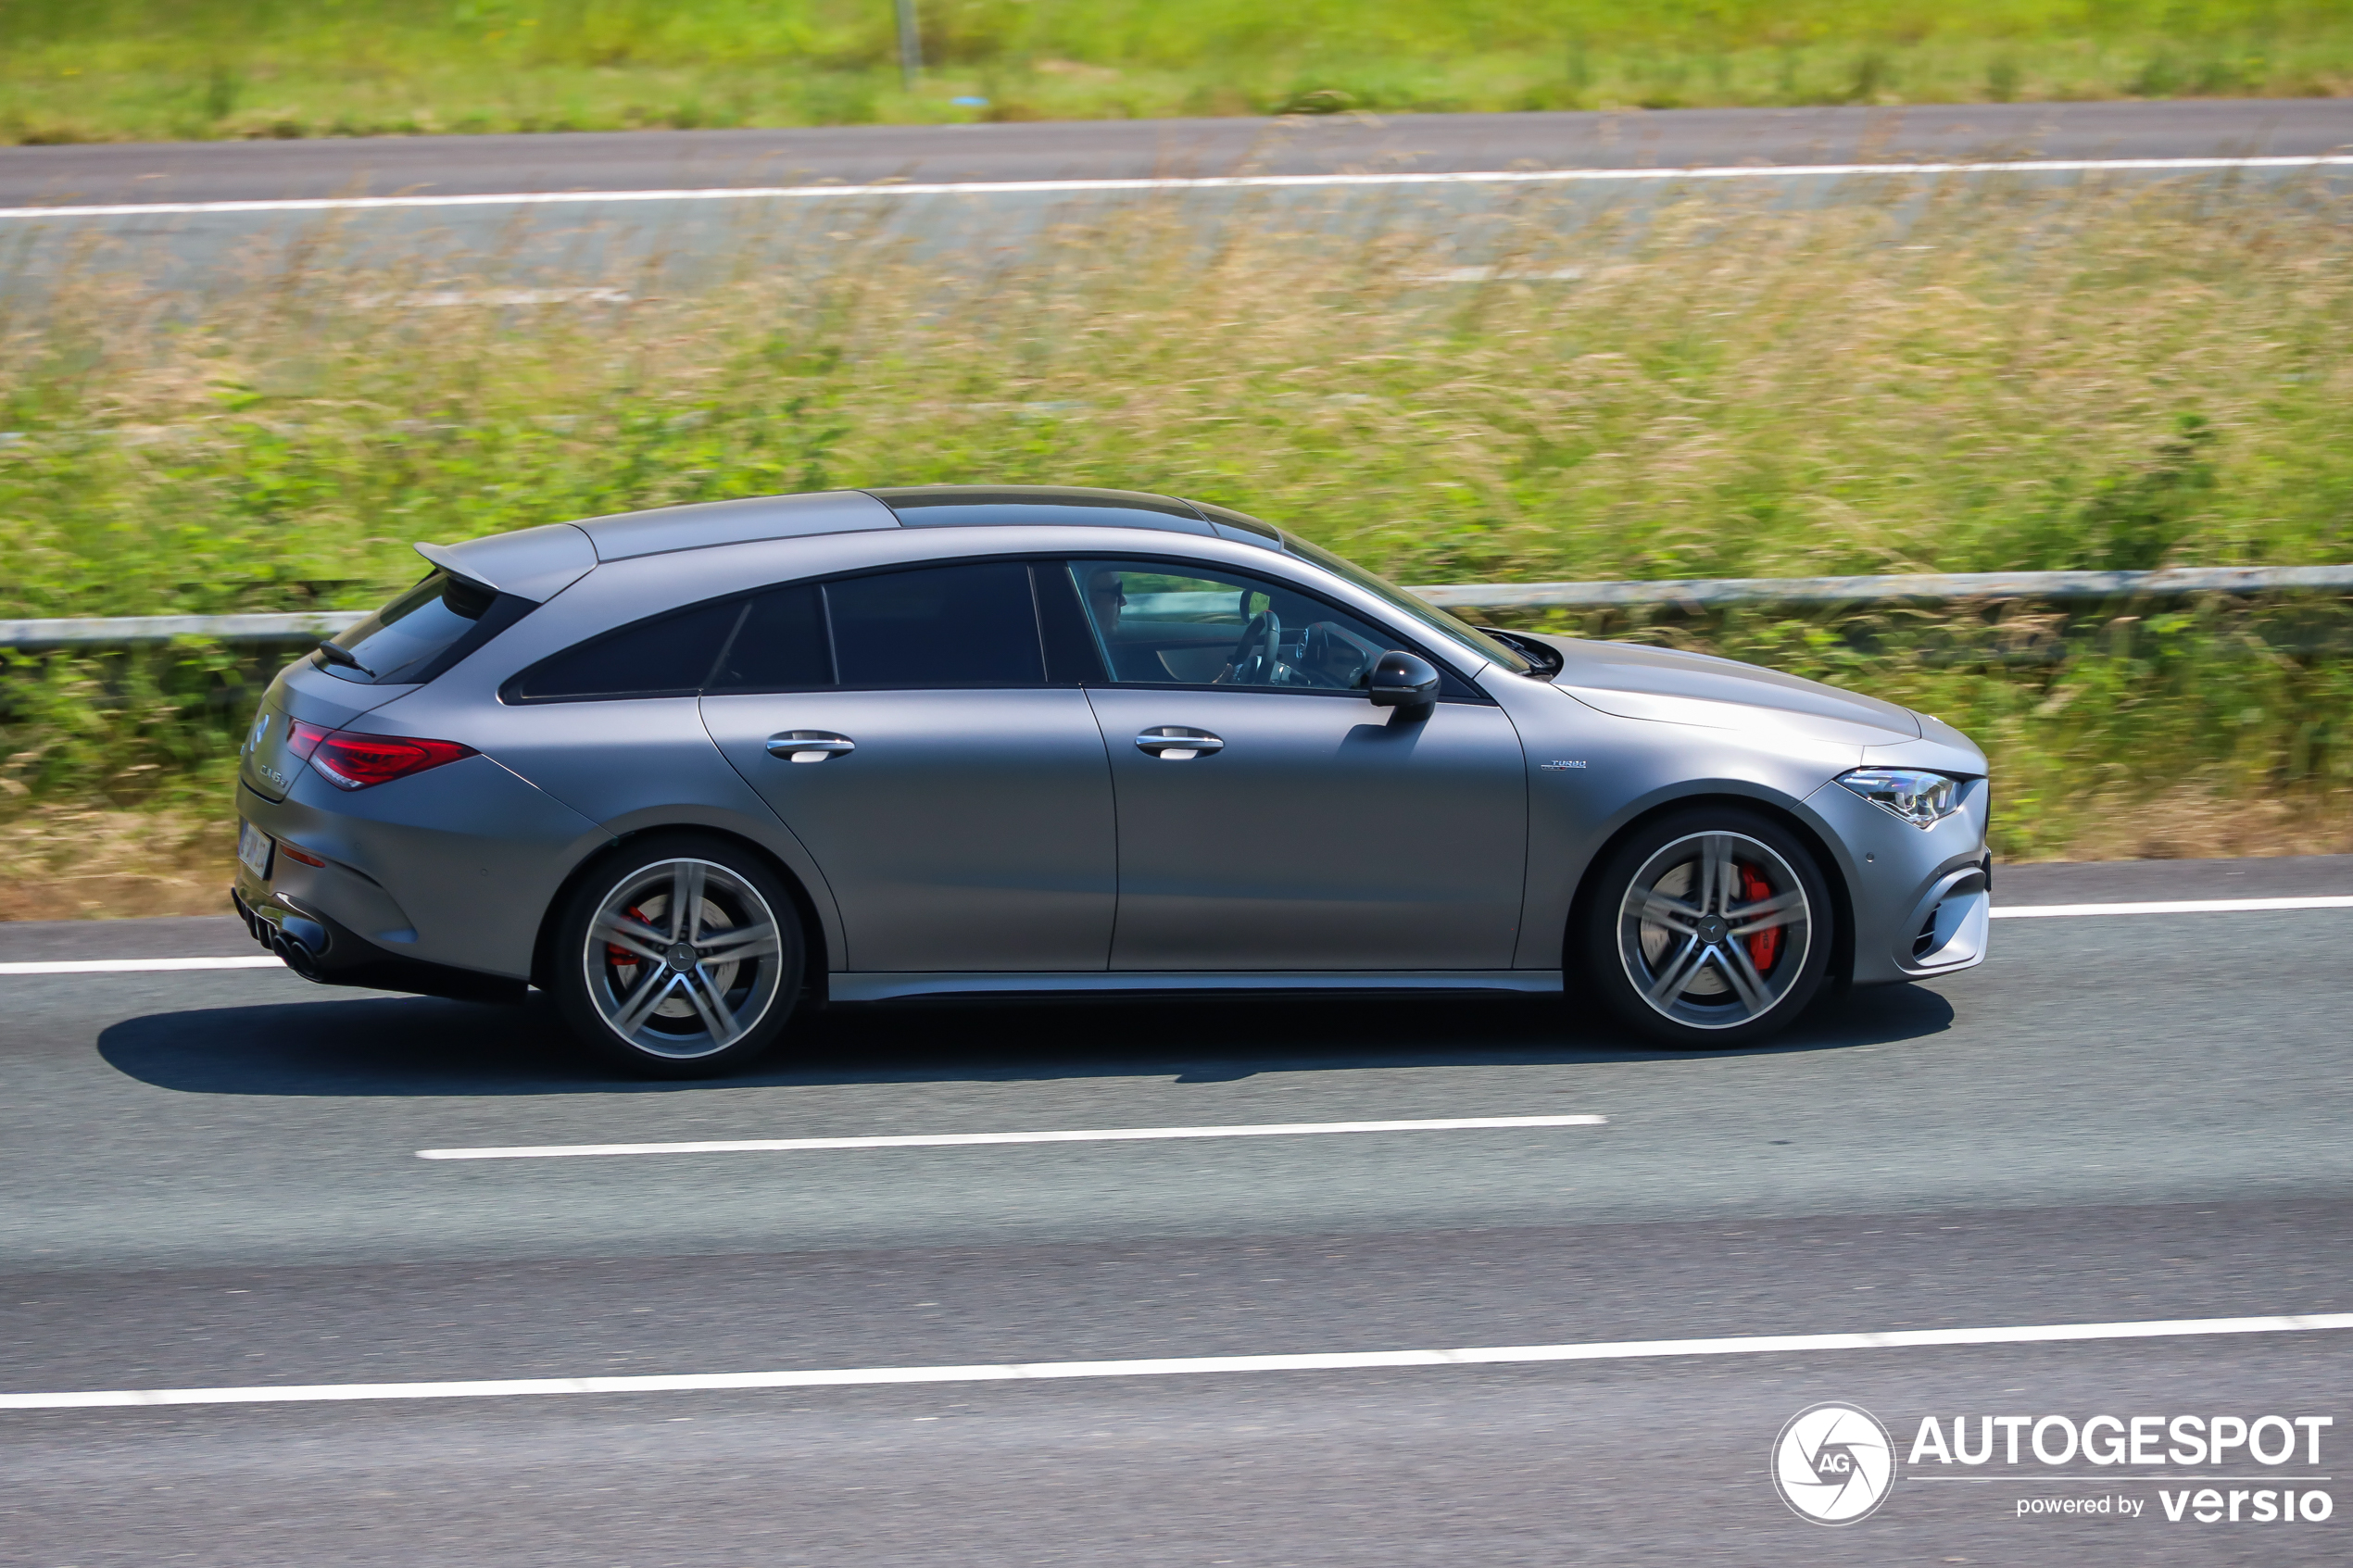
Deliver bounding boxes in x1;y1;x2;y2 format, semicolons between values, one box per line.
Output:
1578;809;1833;1047
552;834;806;1077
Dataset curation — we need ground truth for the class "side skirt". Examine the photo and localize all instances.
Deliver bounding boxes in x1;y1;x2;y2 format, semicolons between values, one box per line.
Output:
830;971;1565;1004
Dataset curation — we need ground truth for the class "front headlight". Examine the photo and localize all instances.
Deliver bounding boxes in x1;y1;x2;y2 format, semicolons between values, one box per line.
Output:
1835;767;1965;828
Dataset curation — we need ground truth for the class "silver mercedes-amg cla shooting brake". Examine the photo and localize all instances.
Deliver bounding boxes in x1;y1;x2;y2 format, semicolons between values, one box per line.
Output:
231;486;1990;1075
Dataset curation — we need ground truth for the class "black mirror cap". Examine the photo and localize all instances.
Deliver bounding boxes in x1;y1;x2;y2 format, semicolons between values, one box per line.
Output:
1366;650;1441;709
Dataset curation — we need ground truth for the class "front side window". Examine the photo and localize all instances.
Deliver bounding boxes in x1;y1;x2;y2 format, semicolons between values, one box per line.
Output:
1277;533;1532;676
1068;560;1402;693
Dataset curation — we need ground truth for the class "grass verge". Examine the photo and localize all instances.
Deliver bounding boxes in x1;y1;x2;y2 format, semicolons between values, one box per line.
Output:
2;3;2350;143
3;172;2350;912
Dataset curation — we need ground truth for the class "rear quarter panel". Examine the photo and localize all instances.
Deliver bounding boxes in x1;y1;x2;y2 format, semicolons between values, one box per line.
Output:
245;755;609;978
363;542;899;971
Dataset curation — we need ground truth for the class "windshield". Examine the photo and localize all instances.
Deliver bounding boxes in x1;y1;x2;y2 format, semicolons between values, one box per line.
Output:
1279;533;1533;675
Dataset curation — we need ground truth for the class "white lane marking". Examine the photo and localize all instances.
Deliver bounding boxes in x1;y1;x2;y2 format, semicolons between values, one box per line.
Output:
355;285;634;307
6;1312;2347;1411
6;155;2350;220
1994;896;2353;919
417;1114;1609;1160
0;955;283;976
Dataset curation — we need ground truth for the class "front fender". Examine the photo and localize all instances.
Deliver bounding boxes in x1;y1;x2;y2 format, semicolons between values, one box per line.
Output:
1487;675;1862;972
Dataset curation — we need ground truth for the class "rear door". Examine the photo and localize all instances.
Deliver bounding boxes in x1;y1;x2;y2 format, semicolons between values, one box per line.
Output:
1066;558;1529;972
700;559;1117;973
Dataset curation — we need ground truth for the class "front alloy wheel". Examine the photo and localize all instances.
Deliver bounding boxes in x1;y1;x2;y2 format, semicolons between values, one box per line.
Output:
1580;810;1833;1047
553;834;805;1076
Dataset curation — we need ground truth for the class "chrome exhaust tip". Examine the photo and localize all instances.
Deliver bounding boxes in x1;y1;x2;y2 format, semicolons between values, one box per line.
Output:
273;916;330;981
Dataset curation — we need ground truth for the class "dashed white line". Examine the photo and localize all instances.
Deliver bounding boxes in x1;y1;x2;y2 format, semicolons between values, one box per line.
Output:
6;1312;2347;1411
5;155;2349;220
416;1114;1609;1160
1993;896;2353;919
0;955;284;976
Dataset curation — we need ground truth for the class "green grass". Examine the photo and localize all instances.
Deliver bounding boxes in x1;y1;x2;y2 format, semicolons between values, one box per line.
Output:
1;1;2349;143
2;173;2351;883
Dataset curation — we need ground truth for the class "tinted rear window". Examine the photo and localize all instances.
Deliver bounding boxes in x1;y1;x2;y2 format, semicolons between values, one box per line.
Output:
826;561;1043;687
509;598;745;702
708;583;832;693
1032;561;1107;684
321;571;528;685
507;560;1053;702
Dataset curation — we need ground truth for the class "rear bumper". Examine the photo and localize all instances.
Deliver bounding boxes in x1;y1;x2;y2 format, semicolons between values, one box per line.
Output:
233;758;606;983
231;863;526;1005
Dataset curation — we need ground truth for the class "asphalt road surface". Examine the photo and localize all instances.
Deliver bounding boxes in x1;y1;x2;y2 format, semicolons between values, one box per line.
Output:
6;97;2352;207
5;98;2348;295
2;853;2347;1564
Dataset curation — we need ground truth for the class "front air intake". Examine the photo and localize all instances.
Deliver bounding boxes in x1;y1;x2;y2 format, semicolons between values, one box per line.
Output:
1912;911;1941;960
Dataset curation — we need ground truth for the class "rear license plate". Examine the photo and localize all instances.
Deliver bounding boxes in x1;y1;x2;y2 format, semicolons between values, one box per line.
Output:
237;820;274;881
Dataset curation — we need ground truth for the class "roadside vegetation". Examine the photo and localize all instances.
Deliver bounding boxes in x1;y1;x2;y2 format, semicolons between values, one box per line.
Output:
3;173;2350;913
3;1;2350;144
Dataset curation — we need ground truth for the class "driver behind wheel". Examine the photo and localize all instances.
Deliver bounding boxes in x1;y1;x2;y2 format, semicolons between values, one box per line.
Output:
1074;561;1392;692
1086;569;1127;635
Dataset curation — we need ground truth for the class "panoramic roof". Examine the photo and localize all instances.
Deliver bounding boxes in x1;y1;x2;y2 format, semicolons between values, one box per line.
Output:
430;486;1290;596
869;484;1209;533
871;485;1284;547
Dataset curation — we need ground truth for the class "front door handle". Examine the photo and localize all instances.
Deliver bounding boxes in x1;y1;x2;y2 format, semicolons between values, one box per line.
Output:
766;731;856;762
1135;726;1224;760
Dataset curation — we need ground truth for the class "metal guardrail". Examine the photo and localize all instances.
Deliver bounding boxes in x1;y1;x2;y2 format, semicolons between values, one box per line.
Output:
0;612;367;650
2;566;2350;648
1409;565;2353;611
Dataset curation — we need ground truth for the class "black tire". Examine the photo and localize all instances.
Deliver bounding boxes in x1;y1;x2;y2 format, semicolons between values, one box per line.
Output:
1575;807;1835;1048
550;831;808;1078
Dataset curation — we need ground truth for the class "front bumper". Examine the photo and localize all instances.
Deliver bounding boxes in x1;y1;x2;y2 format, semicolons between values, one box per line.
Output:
1805;773;1994;987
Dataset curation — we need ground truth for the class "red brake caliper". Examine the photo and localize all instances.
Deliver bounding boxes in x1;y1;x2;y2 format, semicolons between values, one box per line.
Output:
608;904;652;982
1738;865;1782;972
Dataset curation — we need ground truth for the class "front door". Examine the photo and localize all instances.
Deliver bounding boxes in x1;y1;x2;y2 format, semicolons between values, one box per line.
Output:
701;560;1116;972
1067;558;1528;972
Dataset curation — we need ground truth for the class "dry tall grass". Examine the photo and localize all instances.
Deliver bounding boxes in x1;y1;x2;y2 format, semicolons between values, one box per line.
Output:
4;173;2350;911
6;0;2350;142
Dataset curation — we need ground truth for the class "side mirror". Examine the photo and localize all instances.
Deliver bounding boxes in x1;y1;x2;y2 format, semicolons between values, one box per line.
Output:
1366;650;1440;711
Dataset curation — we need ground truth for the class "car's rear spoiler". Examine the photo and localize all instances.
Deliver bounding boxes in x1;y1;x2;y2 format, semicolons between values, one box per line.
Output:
414;523;598;604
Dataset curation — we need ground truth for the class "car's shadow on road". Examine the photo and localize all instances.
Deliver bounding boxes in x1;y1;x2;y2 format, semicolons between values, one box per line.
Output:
96;983;1956;1098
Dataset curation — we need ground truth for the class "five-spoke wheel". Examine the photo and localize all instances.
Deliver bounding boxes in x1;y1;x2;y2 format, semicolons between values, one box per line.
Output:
551;834;806;1076
1579;809;1833;1046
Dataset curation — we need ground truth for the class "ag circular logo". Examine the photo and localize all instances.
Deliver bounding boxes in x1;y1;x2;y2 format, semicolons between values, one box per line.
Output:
1771;1402;1898;1524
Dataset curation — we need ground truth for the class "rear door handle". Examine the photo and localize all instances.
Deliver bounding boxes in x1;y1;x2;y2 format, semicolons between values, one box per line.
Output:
1135;726;1224;759
767;731;856;762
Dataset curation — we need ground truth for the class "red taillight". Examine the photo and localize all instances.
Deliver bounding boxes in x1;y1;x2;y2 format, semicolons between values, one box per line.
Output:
286;720;331;762
308;730;477;791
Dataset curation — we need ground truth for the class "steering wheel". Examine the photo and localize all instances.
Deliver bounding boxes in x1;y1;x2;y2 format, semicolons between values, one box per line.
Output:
1220;609;1281;685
